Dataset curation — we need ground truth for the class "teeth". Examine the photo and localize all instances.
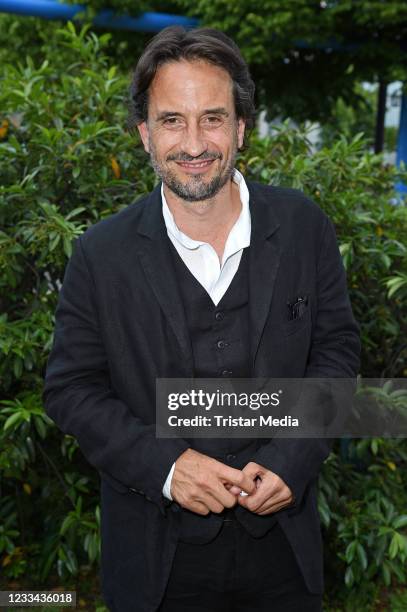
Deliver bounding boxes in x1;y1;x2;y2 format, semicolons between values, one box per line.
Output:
180;161;212;167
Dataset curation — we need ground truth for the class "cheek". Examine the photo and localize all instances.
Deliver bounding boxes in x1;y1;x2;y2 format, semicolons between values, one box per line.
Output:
162;131;181;146
153;132;183;159
206;130;235;154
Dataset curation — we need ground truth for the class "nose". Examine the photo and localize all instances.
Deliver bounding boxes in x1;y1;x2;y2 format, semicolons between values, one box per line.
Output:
180;122;208;158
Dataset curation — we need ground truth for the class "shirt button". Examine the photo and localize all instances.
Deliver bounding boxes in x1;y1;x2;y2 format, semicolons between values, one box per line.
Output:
217;340;227;349
221;369;233;376
215;311;224;321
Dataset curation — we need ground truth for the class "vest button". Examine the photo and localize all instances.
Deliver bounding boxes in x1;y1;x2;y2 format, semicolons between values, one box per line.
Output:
215;311;224;321
217;340;227;349
221;369;233;376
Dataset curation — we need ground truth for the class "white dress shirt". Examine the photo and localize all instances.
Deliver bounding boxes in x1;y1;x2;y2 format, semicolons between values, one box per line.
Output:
161;168;251;500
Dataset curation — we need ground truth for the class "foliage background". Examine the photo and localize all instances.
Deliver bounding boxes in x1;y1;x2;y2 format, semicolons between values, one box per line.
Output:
1;0;407;123
0;8;407;611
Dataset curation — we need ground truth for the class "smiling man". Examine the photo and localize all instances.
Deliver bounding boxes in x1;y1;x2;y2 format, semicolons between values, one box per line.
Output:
43;26;361;612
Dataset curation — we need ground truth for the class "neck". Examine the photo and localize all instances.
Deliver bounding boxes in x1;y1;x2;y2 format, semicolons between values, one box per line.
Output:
163;177;241;243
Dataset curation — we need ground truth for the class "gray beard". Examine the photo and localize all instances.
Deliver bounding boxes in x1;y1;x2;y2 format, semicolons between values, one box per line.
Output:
149;149;238;202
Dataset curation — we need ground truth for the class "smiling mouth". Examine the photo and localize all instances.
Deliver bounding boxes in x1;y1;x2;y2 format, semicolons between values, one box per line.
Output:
175;159;216;171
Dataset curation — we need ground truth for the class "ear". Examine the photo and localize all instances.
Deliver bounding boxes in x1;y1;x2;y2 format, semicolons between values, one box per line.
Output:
137;121;150;154
237;118;246;150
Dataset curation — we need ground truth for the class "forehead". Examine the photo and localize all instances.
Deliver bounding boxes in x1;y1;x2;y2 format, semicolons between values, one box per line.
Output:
148;59;234;115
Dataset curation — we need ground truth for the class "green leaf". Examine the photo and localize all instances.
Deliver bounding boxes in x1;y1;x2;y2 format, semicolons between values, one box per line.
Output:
393;515;407;530
344;566;354;588
345;540;357;563
65;549;78;575
382;562;391;586
4;411;22;431
356;542;368;570
65;207;86;220
49;234;61;252
63;236;72;258
60;515;74;536
34;416;47;439
389;533;399;559
13;358;23;379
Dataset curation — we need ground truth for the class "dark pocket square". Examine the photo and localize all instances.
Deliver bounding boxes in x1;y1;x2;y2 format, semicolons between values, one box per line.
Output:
287;295;309;321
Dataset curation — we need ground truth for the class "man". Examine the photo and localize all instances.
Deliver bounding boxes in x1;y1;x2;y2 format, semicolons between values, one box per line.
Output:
43;26;361;612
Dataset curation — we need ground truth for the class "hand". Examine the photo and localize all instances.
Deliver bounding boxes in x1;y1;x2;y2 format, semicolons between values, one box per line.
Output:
171;449;256;516
233;462;294;515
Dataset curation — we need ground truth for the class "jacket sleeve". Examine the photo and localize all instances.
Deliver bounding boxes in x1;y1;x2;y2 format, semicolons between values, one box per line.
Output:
251;215;361;511
43;235;190;515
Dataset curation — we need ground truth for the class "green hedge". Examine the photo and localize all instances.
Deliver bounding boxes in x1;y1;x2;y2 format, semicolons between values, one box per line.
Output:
1;23;406;610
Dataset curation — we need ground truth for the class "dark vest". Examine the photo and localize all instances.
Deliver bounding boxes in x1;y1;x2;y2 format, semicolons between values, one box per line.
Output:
167;239;277;543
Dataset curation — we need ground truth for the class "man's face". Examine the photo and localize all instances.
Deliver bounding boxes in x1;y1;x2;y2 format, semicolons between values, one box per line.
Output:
137;59;246;202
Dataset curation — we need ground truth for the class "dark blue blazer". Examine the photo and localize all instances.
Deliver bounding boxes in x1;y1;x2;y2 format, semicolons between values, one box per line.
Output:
43;180;361;611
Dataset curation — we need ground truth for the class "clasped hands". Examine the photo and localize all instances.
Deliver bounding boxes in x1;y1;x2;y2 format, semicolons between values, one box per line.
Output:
170;448;294;516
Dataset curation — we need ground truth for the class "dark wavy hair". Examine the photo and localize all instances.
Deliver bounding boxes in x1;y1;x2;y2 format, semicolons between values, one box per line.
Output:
126;26;256;150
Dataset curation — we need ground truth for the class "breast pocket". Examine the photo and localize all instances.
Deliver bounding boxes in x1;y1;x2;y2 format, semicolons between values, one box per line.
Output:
282;298;312;337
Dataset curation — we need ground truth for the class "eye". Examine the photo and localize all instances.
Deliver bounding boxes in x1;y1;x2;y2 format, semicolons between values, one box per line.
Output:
163;117;183;127
203;115;222;126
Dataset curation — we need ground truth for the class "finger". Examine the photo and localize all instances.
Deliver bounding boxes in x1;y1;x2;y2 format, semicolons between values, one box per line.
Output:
201;492;227;514
227;485;242;495
219;465;256;495
241;462;266;481
212;483;239;509
254;484;290;506
186;500;211;516
256;495;294;515
236;473;282;512
256;499;293;515
237;485;270;512
252;478;292;511
224;482;241;495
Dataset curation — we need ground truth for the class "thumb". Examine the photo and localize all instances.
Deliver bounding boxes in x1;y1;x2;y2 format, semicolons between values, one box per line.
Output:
225;484;242;495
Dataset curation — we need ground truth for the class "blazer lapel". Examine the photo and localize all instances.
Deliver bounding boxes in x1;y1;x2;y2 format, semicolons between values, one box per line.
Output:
247;181;281;371
136;184;194;373
134;180;281;375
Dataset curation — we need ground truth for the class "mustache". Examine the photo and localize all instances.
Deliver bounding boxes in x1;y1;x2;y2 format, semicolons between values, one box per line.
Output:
166;152;223;162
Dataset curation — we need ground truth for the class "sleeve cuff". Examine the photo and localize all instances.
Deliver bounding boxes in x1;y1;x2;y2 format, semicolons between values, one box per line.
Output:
162;462;176;501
